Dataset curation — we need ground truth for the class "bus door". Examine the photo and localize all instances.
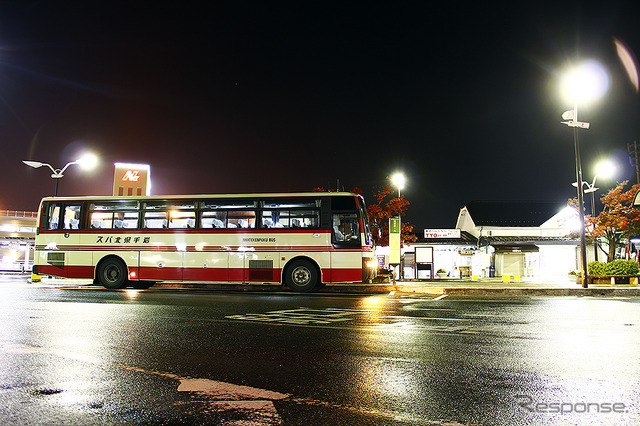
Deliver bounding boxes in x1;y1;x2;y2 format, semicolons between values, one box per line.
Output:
330;211;363;282
40;201;84;278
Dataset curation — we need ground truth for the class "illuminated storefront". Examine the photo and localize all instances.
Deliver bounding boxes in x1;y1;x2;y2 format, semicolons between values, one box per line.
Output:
0;210;37;272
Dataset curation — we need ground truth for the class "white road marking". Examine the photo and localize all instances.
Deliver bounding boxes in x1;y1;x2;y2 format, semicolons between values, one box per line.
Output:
176;378;288;400
226;307;358;325
432;294;449;301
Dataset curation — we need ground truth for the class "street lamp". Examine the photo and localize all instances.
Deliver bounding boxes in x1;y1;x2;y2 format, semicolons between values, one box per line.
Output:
572;160;616;261
23;153;98;196
560;60;609;288
391;172;406;198
390;172;406;281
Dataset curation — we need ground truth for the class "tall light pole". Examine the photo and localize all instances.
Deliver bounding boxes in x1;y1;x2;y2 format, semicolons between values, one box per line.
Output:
560;60;609;288
572;160;616;262
23;153;98;196
390;172;406;281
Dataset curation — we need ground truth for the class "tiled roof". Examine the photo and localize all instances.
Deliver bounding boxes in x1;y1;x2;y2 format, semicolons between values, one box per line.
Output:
465;200;568;227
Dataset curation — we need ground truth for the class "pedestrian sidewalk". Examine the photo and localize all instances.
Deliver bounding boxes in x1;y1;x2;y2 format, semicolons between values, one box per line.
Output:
324;276;640;296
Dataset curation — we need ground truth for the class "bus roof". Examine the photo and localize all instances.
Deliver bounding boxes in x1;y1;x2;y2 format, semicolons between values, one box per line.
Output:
39;192;362;202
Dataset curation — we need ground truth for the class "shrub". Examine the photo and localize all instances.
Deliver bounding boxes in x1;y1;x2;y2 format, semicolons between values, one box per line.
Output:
603;259;640;276
590;259;640;276
588;261;606;276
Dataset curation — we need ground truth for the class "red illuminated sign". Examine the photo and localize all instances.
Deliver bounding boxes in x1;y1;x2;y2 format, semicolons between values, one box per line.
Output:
121;170;141;182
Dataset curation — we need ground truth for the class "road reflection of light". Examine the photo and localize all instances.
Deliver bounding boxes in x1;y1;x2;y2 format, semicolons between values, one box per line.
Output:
523;299;639;377
351;296;425;402
358;296;388;325
501;298;640;421
124;289;142;299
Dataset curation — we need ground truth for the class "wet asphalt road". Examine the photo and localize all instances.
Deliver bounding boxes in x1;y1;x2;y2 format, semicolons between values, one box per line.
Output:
1;275;639;425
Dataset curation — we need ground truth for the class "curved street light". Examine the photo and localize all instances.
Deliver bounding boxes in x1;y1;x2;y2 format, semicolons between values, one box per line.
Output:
571;160;617;262
560;60;609;288
23;153;98;196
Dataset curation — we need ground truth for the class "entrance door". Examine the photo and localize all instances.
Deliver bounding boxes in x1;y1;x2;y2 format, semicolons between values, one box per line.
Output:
501;253;525;277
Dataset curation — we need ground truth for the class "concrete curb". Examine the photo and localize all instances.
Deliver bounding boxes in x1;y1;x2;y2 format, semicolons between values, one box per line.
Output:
392;286;640;297
33;278;640;296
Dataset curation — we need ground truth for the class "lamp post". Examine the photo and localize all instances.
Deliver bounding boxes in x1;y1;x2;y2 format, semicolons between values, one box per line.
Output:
572;160;616;262
23;153;98;196
560;60;608;288
390;172;406;281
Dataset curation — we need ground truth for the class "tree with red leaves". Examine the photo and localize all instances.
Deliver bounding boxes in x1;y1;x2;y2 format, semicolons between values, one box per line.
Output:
366;184;417;246
583;181;640;262
312;183;417;246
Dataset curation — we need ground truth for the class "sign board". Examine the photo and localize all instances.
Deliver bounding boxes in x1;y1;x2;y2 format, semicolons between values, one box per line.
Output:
415;246;433;263
389;217;400;265
113;163;150;196
423;229;461;239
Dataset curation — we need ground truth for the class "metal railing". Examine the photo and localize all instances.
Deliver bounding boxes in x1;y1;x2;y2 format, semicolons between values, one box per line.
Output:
0;210;38;218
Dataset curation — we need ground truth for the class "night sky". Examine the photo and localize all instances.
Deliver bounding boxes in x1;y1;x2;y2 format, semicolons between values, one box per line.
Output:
2;1;640;231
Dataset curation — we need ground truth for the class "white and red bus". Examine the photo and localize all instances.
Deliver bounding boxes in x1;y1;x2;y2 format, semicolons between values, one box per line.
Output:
33;192;376;292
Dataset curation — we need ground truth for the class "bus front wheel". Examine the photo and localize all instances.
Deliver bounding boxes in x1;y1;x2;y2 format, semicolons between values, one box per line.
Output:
285;259;319;293
97;258;128;290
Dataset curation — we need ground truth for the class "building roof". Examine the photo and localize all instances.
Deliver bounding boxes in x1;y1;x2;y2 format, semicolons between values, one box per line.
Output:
464;200;568;227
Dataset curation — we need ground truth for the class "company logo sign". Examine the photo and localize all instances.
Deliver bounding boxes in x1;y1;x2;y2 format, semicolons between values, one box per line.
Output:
121;170;141;182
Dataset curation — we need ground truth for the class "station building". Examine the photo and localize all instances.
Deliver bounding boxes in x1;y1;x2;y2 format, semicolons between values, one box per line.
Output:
398;201;583;281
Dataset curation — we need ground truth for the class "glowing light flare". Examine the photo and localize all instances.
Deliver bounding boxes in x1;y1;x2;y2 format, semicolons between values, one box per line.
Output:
558;206;581;231
560;60;609;105
614;37;639;92
390;172;406;191
595;159;616;180
76;153;98;171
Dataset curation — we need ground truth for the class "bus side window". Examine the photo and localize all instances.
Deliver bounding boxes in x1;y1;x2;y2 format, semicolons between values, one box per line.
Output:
144;211;168;229
201;211;227;228
332;213;360;243
47;203;61;230
63;205;82;230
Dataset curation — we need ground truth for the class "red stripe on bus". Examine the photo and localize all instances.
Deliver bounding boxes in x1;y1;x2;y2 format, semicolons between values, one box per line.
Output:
39;264;361;284
38;265;95;279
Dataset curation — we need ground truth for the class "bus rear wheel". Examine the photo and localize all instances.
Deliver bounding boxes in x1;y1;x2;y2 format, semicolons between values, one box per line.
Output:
285;259;319;293
97;258;128;289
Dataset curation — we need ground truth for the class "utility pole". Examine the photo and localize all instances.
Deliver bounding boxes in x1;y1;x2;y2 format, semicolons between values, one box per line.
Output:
628;141;639;184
